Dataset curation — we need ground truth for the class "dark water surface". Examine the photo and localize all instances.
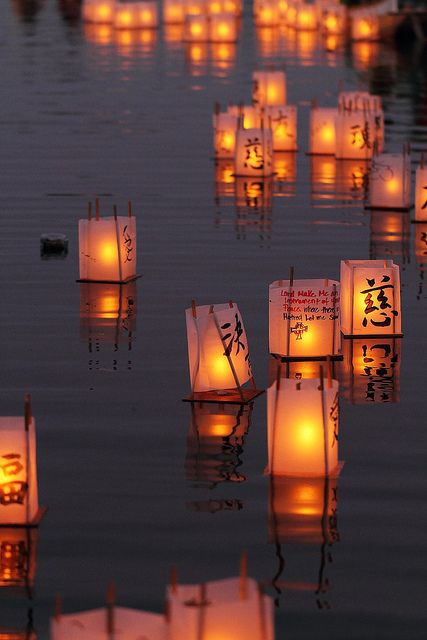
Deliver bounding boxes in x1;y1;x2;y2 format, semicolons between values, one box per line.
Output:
1;1;427;638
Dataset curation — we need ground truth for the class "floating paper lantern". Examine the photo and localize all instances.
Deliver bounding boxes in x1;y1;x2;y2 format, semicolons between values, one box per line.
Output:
368;150;411;211
415;159;427;222
234;126;273;178
335;110;375;160
163;0;186;24
0;526;38;591
309;106;337;155
124;1;158;30
209;14;238;42
186;402;252;486
252;70;286;107
268;475;339;544
351;13;380;42
267;373;340;477
369;211;410;261
0;396;42;527
295;4;318;31
321;5;346;35
227;104;260;129
82;0;115;24
340;260;402;337
213;108;238;158
185;301;262;403
253;0;281;28
184;14;209;41
78;201;138;284
167;575;274;640
337;91;384;153
269;279;341;359
340;337;401;404
265;105;297;151
235;176;273;213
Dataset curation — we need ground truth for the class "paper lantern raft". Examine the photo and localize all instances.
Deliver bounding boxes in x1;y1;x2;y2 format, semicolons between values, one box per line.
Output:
340;259;402;337
78;200;139;284
184;301;264;404
267;367;341;478
269;278;341;360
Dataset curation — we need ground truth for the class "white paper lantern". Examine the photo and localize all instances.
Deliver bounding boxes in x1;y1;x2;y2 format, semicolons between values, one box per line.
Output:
252;70;287;107
234;126;274;177
82;0;116;24
265;105;297;151
368;150;411;211
335;110;376;160
309;107;337;155
213;110;238;158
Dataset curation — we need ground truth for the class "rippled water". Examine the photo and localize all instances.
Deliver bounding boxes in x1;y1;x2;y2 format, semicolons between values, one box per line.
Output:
1;1;427;638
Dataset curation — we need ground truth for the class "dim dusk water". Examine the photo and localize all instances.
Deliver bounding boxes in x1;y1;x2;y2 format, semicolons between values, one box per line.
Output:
1;1;427;638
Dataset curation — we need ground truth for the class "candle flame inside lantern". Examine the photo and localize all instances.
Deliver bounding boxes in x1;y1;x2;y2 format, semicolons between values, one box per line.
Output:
325;15;338;31
217;23;230;38
191;22;203;36
386;177;400;194
360;19;372;37
322;125;335;142
97;4;112;20
101;242;118;264
117;10;132;26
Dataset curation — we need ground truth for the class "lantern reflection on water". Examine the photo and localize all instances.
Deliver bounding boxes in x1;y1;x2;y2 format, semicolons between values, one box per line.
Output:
253;0;281;28
252;70;286;107
269;279;341;359
309;107;337;156
0;527;38;592
321;5;346;35
351;13;380;41
340;337;401;404
369;211;410;262
167;575;274;640
78;201;138;283
340;260;402;337
265;105;297;151
267;372;340;478
214;159;235;199
235;176;273;213
82;0;115;24
415;160;427;222
185;301;262;403
113;2;159;30
185;402;252;487
368;150;411;211
234;126;273;178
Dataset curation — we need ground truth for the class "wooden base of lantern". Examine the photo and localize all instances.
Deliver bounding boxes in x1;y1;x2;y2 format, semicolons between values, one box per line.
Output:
270;352;343;362
0;506;48;530
342;332;403;339
264;461;345;478
365;205;412;212
183;388;264;405
76;274;141;284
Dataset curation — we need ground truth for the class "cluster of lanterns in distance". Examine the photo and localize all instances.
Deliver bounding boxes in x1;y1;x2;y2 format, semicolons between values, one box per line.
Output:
51;555;274;640
184;259;402;482
83;0;159;30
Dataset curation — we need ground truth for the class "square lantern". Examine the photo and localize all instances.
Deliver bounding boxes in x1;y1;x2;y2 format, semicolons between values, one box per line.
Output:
185;0;206;15
82;0;116;24
265;105;297;152
185;402;252;487
253;0;281;28
0;397;43;528
321;5;347;35
78;203;138;283
209;14;238;42
351;13;380;41
167;576;274;640
368;150;411;211
295;4;318;31
340;260;402;337
184;301;263;403
267;373;340;477
163;0;186;24
268;475;339;545
309;107;337;155
183;14;209;41
214;159;235;198
415;160;427;222
269;279;341;360
338;91;383;153
340;337;401;404
0;527;38;592
252;70;286;107
114;2;159;30
212;109;238;159
227;104;260;129
234;126;274;178
335;110;376;160
335;158;370;202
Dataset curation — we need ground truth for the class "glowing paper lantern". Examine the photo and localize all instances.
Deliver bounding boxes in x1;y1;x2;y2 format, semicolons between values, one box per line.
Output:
309;107;337;155
351;13;380;42
78;202;138;283
0;396;41;527
234;126;273;177
269;279;341;359
268;475;339;544
335;110;375;160
213;107;238;158
340;337;401;404
252;70;286;107
82;0;116;24
183;14;209;41
368;150;411;211
265;105;297;151
0;526;38;590
337;91;384;153
167;575;274;640
267;374;340;477
209;14;238;42
227;104;260;129
295;4;318;31
163;0;186;24
253;0;281;28
185;0;206;15
185;402;252;486
113;1;158;29
185;301;262;403
415;160;427;222
340;260;402;337
321;5;346;35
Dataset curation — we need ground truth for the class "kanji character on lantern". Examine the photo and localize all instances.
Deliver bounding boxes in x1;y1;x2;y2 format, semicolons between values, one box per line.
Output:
309;106;337;155
82;0;115;24
252;70;286;107
415;157;427;222
213;107;238;158
265;105;297;151
234;126;273;177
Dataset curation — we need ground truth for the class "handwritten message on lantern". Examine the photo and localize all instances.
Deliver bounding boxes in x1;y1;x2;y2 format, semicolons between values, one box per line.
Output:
269;279;340;358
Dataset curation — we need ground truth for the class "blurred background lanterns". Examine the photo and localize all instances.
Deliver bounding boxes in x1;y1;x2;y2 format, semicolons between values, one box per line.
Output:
213;106;238;158
78;200;138;283
252;70;287;107
185;301;262;403
82;0;115;24
269;278;341;359
340;259;402;337
267;368;340;478
295;2;318;31
210;13;238;42
309;106;337;156
163;0;186;24
339;337;401;404
185;402;252;487
369;210;410;262
415;155;427;222
321;4;347;36
184;14;209;41
234;125;273;178
368;149;411;211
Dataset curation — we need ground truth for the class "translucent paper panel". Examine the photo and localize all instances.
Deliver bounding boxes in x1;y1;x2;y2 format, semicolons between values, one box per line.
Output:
234;128;273;177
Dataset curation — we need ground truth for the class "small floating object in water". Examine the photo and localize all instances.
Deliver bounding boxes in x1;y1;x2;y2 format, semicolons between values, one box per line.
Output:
40;233;69;259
